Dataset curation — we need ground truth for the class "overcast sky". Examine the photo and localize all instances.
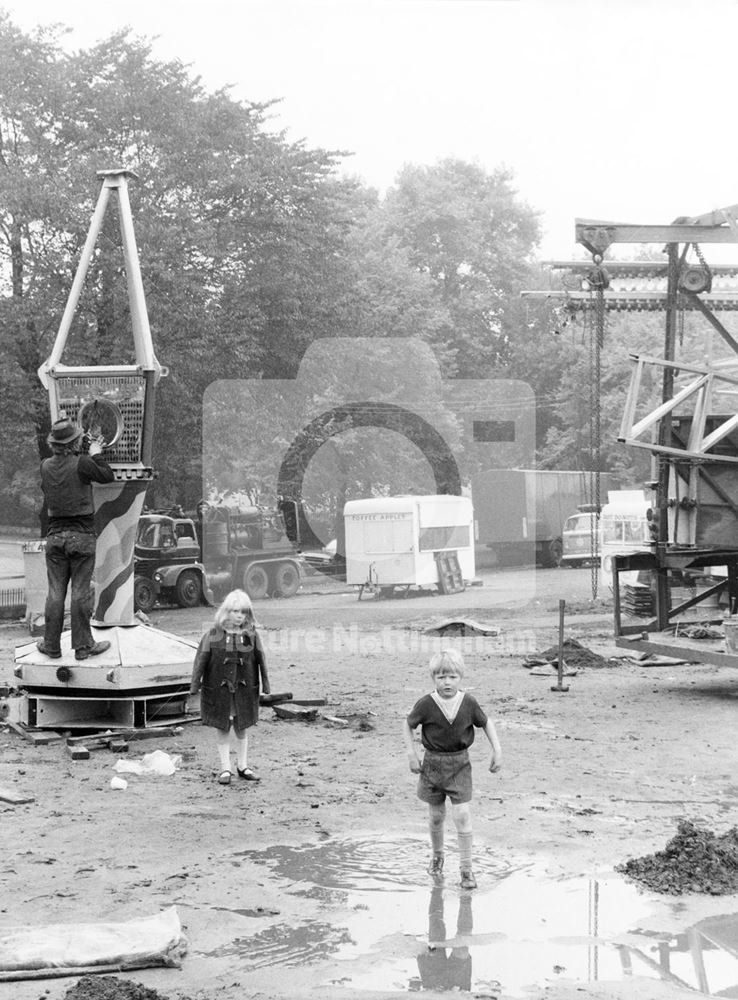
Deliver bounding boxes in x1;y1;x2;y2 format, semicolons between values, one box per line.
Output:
4;0;738;261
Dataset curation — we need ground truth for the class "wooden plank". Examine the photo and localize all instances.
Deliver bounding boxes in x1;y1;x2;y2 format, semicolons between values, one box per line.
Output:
322;715;349;728
616;635;738;668
66;726;180;745
5;721;61;745
66;744;90;760
259;691;293;706
0;786;35;805
272;704;318;722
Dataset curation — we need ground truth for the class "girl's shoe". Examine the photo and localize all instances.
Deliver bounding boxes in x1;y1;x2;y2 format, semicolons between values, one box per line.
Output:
218;770;232;785
237;767;261;781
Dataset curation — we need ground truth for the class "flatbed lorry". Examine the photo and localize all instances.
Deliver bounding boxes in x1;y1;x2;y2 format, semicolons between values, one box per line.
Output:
133;504;302;612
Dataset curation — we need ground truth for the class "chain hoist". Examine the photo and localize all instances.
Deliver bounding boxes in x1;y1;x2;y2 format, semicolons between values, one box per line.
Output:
584;254;607;599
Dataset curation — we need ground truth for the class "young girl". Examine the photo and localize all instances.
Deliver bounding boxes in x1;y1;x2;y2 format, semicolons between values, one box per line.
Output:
190;589;270;785
403;648;501;890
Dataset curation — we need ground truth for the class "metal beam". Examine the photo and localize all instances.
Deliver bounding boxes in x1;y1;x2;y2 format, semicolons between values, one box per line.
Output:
520;290;738;310
682;290;738;354
576;220;738;249
544;260;738;275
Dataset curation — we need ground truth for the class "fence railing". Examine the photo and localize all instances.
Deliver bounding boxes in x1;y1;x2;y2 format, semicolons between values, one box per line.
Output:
0;587;25;608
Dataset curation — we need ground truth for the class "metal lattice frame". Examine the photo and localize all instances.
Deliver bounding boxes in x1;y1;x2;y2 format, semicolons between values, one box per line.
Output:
37;170;165;472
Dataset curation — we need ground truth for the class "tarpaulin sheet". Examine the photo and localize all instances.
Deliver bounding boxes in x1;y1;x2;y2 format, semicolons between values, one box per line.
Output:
0;905;185;975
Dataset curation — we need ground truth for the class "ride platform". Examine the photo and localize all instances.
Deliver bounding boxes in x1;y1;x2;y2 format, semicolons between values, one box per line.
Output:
13;623;198;730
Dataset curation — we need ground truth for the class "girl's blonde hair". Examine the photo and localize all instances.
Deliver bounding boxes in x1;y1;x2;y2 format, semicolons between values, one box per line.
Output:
429;648;465;677
214;588;253;629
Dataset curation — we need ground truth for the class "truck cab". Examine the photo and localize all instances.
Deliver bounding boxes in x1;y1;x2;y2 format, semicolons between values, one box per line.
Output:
134;513;209;612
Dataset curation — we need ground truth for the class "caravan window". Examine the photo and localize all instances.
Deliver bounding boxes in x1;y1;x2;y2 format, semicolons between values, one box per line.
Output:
356;516;413;554
419;524;471;551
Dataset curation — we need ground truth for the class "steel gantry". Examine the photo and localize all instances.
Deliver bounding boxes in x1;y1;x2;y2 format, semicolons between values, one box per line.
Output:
524;206;738;664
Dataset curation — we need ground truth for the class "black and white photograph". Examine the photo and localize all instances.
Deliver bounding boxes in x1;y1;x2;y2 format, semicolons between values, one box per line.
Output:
2;3;738;999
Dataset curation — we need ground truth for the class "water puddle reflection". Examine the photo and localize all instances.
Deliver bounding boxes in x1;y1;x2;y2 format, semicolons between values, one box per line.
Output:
206;835;738;996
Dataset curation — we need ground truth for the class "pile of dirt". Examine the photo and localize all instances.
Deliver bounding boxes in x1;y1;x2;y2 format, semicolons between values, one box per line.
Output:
537;637;613;670
63;976;187;1000
616;820;738;894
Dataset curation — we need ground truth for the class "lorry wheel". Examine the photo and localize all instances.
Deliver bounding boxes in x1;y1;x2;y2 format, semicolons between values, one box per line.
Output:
134;576;156;614
176;570;202;608
272;562;300;598
243;564;269;600
541;539;563;568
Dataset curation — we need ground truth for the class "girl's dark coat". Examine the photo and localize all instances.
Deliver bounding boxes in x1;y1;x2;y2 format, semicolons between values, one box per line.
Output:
190;627;269;730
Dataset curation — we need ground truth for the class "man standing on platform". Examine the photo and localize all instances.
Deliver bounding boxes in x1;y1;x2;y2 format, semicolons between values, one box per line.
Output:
37;418;114;661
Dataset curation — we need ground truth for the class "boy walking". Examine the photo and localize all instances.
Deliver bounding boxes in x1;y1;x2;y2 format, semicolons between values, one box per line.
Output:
403;649;501;890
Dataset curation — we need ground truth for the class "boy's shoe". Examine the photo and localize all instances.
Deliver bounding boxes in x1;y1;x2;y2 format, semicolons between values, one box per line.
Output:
427;855;445;878
459;870;477;890
236;767;261;781
218;771;232;785
75;640;111;660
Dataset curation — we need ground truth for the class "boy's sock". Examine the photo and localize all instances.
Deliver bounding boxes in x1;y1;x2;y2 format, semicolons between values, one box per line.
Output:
458;831;473;871
430;828;445;858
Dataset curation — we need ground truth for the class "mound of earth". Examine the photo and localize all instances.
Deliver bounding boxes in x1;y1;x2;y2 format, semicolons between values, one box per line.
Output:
537;637;613;669
63;975;189;1000
616;820;738;894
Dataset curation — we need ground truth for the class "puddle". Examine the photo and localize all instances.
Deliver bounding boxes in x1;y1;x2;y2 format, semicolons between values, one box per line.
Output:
235;833;517;891
204;834;738;996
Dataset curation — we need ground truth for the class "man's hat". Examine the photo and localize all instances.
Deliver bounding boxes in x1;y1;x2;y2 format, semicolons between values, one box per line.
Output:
47;418;83;446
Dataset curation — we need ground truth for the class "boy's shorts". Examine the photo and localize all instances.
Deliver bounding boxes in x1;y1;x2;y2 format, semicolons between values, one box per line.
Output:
417;748;472;805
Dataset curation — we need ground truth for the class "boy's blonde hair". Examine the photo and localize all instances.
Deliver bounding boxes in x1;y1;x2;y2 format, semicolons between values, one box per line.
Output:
429;648;465;677
214;588;253;629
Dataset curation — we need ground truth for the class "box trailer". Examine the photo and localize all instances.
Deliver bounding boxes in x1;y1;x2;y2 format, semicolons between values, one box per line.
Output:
472;469;616;568
344;495;475;595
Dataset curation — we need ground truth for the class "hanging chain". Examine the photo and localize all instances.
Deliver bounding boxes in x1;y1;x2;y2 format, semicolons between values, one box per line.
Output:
582;255;607;599
693;242;712;275
591;281;603;600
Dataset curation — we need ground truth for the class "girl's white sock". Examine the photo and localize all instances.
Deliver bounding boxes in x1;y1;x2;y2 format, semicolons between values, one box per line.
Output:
216;730;231;772
235;734;249;770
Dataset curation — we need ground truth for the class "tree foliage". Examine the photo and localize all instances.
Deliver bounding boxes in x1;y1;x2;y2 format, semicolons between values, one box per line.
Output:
0;12;686;533
382;159;542;376
0;16;365;519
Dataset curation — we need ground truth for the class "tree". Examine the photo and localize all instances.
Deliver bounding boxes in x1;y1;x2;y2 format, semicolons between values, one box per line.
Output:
0;16;361;518
382;159;542;377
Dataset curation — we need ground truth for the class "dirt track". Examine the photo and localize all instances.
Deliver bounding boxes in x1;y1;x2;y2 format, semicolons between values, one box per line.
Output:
2;569;738;1000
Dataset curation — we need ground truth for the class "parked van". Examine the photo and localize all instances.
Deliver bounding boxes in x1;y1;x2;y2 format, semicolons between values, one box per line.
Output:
599;490;651;590
562;510;600;567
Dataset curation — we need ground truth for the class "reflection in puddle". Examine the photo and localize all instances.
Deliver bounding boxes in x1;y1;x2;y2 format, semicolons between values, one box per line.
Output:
225;835;738;996
204;920;353;966
625;911;738;996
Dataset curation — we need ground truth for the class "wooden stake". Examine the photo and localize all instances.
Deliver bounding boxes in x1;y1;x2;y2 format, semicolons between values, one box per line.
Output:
551;598;570;693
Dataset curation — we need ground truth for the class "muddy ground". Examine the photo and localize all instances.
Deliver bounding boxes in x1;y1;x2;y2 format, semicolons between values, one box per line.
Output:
2;569;738;1000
